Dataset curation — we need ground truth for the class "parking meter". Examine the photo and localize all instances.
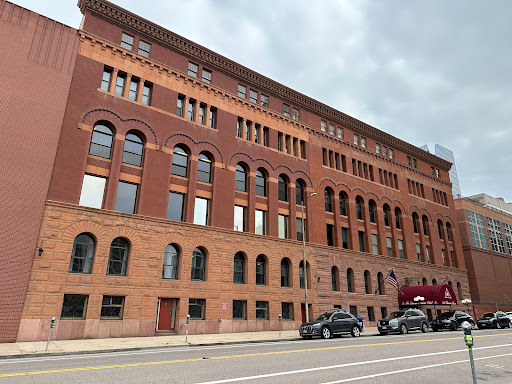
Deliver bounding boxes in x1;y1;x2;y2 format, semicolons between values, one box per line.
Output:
45;316;57;351
186;314;190;324
185;314;191;343
278;313;282;337
50;316;56;329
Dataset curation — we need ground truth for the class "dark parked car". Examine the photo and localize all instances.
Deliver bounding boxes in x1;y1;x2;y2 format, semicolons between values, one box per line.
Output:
477;312;511;329
299;309;362;339
377;309;429;335
431;311;474;331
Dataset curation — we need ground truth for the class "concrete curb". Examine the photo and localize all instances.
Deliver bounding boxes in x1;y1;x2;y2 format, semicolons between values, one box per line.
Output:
0;330;380;360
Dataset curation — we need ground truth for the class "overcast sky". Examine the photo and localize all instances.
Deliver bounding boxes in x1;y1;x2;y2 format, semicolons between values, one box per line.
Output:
15;0;512;201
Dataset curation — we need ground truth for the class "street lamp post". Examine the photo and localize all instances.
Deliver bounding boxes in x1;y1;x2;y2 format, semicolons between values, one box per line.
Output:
414;295;425;311
302;192;318;323
462;299;472;315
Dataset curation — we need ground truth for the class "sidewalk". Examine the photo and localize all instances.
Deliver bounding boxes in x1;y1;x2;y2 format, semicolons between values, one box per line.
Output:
0;327;379;358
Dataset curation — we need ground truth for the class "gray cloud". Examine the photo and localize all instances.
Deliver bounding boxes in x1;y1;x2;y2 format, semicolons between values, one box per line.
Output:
15;0;512;201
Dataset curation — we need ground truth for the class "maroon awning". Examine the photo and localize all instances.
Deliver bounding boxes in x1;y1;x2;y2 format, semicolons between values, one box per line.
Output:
399;284;457;306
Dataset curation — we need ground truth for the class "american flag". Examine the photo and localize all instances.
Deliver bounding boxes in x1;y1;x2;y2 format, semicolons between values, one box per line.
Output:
385;270;400;293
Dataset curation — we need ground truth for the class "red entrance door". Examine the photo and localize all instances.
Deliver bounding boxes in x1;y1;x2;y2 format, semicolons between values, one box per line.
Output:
301;304;307;323
158;298;177;331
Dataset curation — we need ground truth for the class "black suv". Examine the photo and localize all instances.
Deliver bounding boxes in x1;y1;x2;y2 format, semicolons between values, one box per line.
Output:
377;309;429;335
477;312;511;329
431;311;474;331
299;310;362;339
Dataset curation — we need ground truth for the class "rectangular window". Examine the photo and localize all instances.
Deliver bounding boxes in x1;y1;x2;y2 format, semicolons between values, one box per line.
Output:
278;214;288;239
358;231;365;252
354;134;359;146
128;77;139;101
487;218;505;253
114;181;138;214
367;306;375;322
413;158;417;168
341;227;349;249
321;120;327;132
389;149;394;159
100;296;124;319
255;210;266;235
426;246;431;263
431;166;435;176
376;143;381;154
416;243;422;261
329;123;335;136
386;237;393;257
282;104;290;117
188;99;196;121
398;239;404;259
167;192;185;221
79;174;106;209
233;300;247;320
61;295;88;319
292;108;300;121
337;127;343;139
177;95;185;117
237;118;243;138
260;94;269;108
277;132;283;151
101;67;112;92
297;218;305;241
361;137;367;148
256;301;269;320
188;62;198;78
349;306;357;316
194;197;209;226
380;307;387;319
115;73;126;96
142;82;152;105
238;84;246;98
189;299;205;320
326;224;334;246
138;40;151;57
121;32;134;50
407;156;411;166
249;89;257;103
263;127;269;147
209;108;216;129
198;104;206;125
234;205;246;232
382;146;388;157
281;302;294;320
371;234;378;255
201;69;212;83
442;249;447;266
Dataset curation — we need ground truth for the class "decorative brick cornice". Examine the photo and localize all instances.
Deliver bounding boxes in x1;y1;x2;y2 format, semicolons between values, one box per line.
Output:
78;0;452;170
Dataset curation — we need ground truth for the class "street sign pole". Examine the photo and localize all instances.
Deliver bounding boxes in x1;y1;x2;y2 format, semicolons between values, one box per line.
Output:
462;321;477;384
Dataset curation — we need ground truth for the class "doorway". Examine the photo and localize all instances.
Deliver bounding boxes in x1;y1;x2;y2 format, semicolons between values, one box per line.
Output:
157;298;178;331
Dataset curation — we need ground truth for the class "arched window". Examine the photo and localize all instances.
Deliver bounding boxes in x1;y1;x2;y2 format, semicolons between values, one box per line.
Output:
457;282;463;300
281;258;291;287
69;233;95;274
383;204;391;226
432;279;437;285
412;213;419;234
197;153;212;183
331;266;339;291
355;196;363;220
446;223;453;242
364;270;372;294
422;215;429;236
339;192;348;216
295;179;305;205
256;169;267;196
377;272;385;295
324;188;333;212
347;268;354;292
162;244;179;279
191;247;206;281
122;133;144;166
437;220;444;239
368;200;376;223
278;175;288;202
235;163;247;192
256;254;266;285
233;252;246;284
89;123;113;159
299;260;309;289
422;277;428;286
448;281;453;290
395;207;402;229
107;238;129;276
171;145;188;177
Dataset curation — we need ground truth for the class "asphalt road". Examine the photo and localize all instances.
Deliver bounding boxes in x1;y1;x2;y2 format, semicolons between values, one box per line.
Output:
0;328;511;383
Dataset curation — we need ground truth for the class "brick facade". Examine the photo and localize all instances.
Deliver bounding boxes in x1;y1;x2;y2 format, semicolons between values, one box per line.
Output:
10;0;472;341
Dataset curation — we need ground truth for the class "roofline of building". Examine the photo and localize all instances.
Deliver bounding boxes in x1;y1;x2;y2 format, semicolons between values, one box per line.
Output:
77;0;452;171
456;196;512;220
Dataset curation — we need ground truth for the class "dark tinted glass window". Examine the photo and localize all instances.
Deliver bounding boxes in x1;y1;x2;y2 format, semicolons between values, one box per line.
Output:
171;146;188;177
189;298;205;319
339;193;347;216
295;181;305;205
122;133;143;166
69;234;95;274
281;259;290;287
325;189;333;212
356;197;363;220
89;124;113;159
235;164;247;192
191;248;206;281
256;255;266;285
233;300;247;320
197;153;212;183
107;238;129;276
256;169;266;196
114;181;138;214
233;252;245;284
278;176;288;202
167;192;184;221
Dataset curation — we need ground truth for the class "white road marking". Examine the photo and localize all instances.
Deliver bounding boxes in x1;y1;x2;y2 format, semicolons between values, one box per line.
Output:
194;344;512;384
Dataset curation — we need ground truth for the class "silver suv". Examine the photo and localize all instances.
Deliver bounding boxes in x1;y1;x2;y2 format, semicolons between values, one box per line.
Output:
378;309;429;335
299;309;362;339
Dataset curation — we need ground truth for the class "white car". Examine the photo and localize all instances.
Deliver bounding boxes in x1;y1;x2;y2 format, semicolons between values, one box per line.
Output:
506;312;512;321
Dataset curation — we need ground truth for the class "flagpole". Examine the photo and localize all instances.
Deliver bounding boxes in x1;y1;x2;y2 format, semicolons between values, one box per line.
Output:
374;269;392;295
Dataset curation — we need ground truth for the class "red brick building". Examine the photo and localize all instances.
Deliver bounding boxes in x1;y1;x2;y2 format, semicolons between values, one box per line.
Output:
455;197;512;317
11;0;470;341
0;1;78;342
